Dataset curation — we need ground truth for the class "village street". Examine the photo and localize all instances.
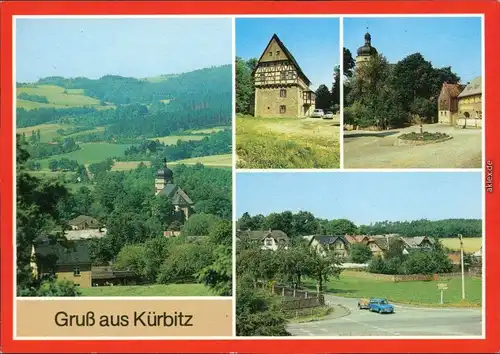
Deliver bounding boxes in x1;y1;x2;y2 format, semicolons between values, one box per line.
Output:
287;294;482;337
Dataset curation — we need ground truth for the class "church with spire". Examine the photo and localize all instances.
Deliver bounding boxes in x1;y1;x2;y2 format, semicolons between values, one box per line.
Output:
355;30;378;65
155;157;194;220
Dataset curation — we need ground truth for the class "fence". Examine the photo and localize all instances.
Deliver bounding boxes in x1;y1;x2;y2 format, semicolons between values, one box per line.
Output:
257;281;325;310
358;270;481;282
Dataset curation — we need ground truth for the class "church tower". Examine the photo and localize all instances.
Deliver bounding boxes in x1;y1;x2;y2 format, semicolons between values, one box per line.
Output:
155;157;173;196
154;157;194;221
355;31;378;65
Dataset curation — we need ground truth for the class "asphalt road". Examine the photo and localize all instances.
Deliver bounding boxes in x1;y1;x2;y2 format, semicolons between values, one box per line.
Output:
287;295;482;337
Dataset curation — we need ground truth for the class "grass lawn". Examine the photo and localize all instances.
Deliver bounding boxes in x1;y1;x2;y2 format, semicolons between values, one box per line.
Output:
17;85;113;110
111;161;152;171
441;237;482;253
303;271;482;308
17;123;74;142
148;135;207;145
169;154;232;168
285;306;333;323
37;142;133;168
79;284;213;296
236;116;340;169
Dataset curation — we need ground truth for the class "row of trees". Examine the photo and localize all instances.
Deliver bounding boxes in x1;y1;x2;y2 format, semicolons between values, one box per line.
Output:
19;132;80;159
236;238;343;336
17;92;49;103
344;48;462;129
367;238;453;275
238;211;482;239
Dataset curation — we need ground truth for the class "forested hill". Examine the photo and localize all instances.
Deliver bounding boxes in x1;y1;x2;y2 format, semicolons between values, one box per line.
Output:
16;65;232;137
31;65;231;105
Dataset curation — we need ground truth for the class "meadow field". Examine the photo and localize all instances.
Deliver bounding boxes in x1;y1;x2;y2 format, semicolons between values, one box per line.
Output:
236;115;340;169
149;135;207;145
17;85;113;110
169;154;232;168
188;126;229;134
111;161;152;171
79;283;213;296
304;270;482;307
37;143;133;168
17;123;74;142
441;237;482;253
17;123;107;142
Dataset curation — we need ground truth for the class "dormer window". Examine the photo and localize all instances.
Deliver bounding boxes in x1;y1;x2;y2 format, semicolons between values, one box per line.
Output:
265;238;273;246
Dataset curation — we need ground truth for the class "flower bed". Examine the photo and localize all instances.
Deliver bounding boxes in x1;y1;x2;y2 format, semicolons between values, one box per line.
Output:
397;131;452;145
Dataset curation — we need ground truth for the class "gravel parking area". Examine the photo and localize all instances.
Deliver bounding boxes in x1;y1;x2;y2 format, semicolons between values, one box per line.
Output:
343;124;482;169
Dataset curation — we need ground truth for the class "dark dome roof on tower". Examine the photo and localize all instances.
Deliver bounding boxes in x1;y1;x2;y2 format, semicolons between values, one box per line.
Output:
357;32;378;56
156;158;173;180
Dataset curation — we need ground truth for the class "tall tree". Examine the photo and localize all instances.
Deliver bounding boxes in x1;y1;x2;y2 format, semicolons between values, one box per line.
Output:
235;57;256;115
314;84;332;111
331;65;341;108
343;48;355;78
16;136;71;292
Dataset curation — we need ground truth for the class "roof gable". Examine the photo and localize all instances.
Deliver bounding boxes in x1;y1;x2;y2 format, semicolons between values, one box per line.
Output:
255;34;311;86
237;229;288;241
69;215;99;226
458;76;482;98
440;83;463;99
35;238;91;266
311;235;348;247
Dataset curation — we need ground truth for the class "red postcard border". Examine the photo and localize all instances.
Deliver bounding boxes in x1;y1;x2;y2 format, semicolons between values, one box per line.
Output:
1;1;499;353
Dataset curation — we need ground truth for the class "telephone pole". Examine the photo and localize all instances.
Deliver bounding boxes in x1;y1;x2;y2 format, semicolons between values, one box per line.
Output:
459;234;465;300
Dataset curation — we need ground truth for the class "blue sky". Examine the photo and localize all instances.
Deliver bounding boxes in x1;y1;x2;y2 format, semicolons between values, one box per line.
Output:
236;17;340;90
344;17;482;84
16;18;232;82
236;172;482;225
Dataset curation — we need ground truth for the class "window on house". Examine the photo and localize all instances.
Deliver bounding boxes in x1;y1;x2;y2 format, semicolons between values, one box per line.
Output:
265;238;273;246
73;267;81;277
281;72;287;81
280;105;286;114
260;73;265;81
269;51;272;56
276;50;280;56
280;89;287;97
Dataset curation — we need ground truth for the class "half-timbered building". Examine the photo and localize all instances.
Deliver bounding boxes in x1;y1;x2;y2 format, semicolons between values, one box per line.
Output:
253;34;315;118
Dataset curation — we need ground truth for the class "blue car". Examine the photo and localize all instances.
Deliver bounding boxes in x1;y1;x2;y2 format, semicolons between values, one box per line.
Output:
368;298;395;314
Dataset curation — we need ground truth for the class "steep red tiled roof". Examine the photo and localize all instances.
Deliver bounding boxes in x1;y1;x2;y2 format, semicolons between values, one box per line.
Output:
442;83;464;98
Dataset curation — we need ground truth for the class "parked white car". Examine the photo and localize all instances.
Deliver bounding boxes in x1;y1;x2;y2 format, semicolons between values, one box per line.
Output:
310;109;324;118
323;111;334;119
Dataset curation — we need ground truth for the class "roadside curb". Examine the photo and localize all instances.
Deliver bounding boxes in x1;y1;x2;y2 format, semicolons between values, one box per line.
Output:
330;304;351;320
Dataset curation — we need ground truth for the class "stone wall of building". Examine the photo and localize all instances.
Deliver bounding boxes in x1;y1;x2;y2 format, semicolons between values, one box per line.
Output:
254;86;300;118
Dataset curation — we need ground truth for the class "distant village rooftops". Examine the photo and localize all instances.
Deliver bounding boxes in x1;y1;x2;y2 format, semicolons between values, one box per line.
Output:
237;229;288;242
